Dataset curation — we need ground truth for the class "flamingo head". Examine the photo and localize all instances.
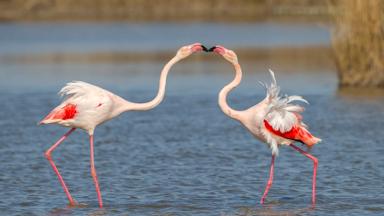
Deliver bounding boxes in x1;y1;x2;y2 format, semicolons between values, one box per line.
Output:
210;45;238;64
177;43;208;59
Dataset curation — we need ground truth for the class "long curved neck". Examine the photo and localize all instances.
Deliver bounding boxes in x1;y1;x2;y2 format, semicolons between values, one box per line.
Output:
128;55;181;111
219;62;243;121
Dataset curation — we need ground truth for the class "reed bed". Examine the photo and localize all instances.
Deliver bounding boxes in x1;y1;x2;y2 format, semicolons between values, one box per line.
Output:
329;0;384;87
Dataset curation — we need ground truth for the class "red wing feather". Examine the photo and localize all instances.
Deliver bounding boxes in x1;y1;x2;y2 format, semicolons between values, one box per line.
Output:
41;103;77;123
61;104;77;120
264;120;320;147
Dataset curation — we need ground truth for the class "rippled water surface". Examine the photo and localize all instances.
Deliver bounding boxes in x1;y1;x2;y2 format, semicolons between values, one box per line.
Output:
1;77;384;216
0;23;384;216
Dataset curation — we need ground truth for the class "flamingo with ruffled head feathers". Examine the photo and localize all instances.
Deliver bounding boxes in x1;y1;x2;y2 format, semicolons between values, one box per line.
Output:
210;45;321;205
39;43;207;208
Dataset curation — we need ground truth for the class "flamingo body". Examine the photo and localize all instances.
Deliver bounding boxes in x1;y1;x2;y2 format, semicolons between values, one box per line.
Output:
237;70;321;154
40;81;127;134
212;45;320;205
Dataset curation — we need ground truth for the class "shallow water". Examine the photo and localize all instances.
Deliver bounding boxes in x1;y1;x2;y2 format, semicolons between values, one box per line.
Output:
0;23;384;216
1;74;383;216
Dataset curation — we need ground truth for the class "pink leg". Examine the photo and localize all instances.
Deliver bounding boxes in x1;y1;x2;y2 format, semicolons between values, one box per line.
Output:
89;135;103;208
290;144;318;205
45;128;76;206
260;154;275;204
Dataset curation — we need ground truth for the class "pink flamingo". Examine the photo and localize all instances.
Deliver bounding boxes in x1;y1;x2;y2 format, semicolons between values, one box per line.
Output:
211;45;321;205
39;43;207;208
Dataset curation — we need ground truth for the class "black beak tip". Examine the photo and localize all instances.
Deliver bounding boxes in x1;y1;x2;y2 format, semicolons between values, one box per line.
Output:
201;45;209;52
208;46;216;52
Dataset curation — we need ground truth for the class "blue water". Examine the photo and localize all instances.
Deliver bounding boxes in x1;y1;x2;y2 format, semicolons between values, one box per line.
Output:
0;22;329;54
1;88;384;216
0;23;383;216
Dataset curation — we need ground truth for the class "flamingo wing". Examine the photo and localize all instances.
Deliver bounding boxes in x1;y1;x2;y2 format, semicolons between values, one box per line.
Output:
40;103;78;124
261;70;320;147
59;81;108;100
40;81;110;125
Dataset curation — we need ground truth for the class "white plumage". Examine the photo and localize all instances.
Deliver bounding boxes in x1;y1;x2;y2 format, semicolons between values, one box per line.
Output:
262;70;309;133
59;81;106;98
39;43;205;208
41;81;117;133
214;45;320;205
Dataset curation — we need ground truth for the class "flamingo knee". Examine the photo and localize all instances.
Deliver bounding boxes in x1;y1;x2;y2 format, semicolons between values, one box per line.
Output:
44;151;52;160
312;156;318;165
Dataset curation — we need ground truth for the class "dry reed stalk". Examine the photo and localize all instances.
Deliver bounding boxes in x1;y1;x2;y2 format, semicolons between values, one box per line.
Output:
329;0;384;87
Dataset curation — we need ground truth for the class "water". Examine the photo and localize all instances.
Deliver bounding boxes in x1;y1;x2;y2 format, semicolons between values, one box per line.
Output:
1;89;384;216
0;23;384;216
0;22;329;55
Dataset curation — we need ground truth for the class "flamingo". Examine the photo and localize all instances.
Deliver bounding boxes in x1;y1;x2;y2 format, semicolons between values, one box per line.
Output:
39;43;208;208
210;45;321;205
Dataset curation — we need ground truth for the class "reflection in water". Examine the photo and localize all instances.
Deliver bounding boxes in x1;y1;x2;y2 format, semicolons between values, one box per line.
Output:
86;209;108;216
48;207;107;216
47;203;89;216
337;87;384;99
47;207;73;216
235;204;315;216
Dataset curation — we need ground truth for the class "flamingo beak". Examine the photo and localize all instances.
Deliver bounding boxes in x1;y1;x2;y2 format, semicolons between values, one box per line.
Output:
191;43;209;52
208;46;216;52
201;45;209;52
190;44;224;53
209;46;226;55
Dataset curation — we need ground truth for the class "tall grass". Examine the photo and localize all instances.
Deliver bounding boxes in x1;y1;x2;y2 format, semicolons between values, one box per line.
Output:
329;0;384;87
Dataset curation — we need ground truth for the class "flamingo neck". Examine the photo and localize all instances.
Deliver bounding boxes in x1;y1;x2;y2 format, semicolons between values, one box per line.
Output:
126;55;181;111
218;62;243;121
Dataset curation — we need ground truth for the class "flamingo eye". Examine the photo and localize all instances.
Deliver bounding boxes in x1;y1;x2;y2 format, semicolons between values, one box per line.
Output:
96;103;102;107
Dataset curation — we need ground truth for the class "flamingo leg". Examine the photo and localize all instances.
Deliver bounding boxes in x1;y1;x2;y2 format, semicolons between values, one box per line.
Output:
89;135;103;208
44;128;77;206
260;154;275;204
290;143;318;205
